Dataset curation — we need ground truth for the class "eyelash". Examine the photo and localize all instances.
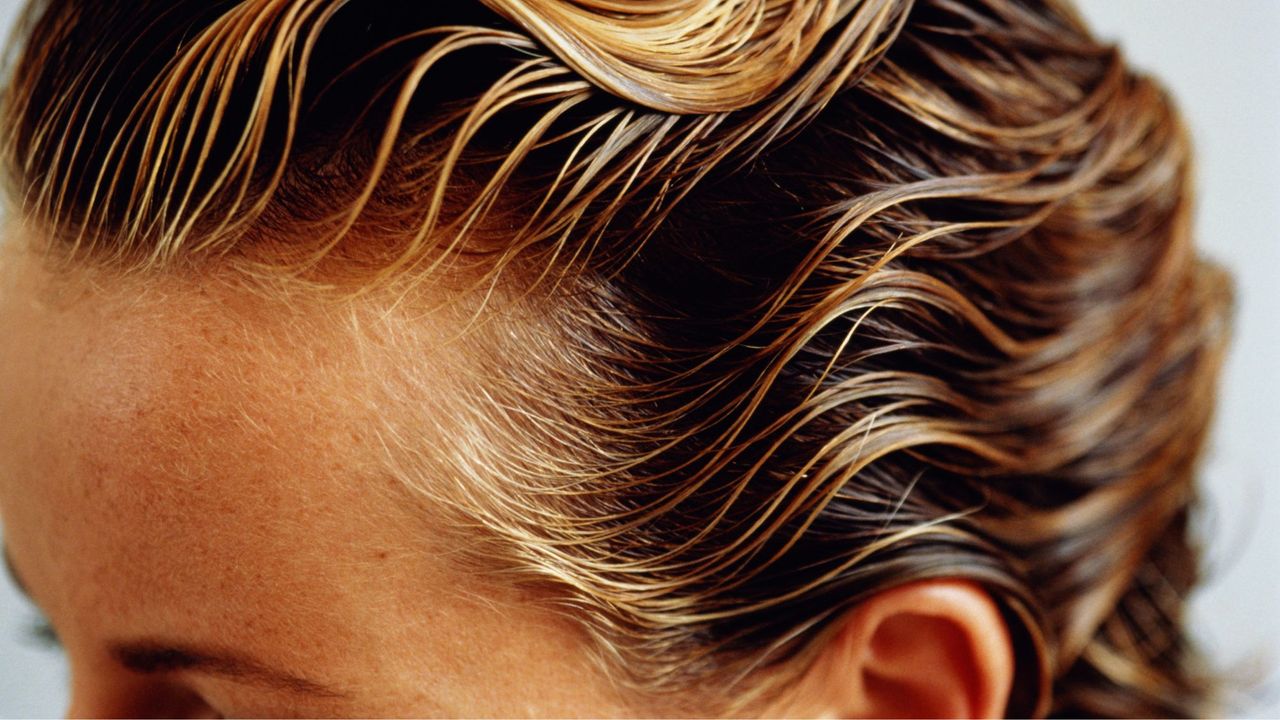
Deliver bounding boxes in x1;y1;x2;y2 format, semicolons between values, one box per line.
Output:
25;616;62;650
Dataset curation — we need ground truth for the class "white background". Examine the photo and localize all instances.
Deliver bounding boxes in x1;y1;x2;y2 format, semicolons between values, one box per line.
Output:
0;0;1277;716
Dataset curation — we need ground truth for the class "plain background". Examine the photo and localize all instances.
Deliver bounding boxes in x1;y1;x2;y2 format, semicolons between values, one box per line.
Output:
0;0;1277;715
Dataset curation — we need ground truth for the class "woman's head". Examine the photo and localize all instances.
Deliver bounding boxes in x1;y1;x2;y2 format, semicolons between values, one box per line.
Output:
0;0;1232;716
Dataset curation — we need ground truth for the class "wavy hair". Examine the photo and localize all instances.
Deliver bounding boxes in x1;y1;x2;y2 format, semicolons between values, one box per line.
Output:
0;0;1232;715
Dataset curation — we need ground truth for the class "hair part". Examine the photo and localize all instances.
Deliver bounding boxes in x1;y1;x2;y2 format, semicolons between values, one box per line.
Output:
1;0;1233;716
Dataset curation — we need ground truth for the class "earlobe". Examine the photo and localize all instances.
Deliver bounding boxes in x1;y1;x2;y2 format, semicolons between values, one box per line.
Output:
774;580;1014;719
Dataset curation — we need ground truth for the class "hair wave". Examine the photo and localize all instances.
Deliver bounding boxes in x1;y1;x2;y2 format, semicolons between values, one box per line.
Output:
1;0;1233;716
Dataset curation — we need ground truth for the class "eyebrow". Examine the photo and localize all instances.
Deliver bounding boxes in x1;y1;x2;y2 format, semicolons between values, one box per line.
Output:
3;545;349;700
108;641;350;699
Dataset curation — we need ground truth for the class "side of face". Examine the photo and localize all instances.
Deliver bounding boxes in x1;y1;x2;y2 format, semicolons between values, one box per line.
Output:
0;237;641;717
0;235;1020;719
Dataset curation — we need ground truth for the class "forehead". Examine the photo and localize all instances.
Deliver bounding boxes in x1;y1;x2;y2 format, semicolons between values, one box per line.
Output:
0;237;639;714
0;236;466;624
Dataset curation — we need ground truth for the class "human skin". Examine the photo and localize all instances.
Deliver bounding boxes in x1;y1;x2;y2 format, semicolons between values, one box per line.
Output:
0;235;646;717
0;230;1015;718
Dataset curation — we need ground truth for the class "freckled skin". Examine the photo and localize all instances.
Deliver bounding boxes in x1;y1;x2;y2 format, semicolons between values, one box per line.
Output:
0;239;643;717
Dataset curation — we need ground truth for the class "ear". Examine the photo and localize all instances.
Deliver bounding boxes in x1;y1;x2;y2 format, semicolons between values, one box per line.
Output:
771;579;1014;719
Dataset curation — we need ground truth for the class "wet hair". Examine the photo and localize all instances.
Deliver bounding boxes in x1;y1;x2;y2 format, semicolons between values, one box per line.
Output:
0;0;1232;715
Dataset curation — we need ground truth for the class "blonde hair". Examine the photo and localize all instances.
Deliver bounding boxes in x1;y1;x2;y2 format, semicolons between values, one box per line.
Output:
1;0;1232;715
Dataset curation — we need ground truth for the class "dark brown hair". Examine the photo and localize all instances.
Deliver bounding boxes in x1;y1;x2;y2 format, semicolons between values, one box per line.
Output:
0;0;1233;715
